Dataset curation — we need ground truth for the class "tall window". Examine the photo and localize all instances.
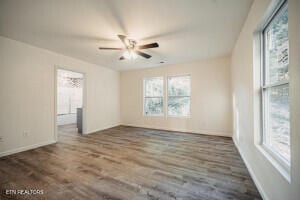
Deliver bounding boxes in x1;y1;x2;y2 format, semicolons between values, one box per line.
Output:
262;2;290;165
167;75;191;117
144;77;163;116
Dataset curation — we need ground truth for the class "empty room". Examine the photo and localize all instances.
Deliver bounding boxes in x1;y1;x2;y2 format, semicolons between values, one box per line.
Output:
0;0;299;199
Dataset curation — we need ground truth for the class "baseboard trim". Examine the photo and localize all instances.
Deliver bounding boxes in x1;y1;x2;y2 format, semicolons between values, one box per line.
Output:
233;137;268;200
0;140;57;158
84;123;121;135
121;123;232;138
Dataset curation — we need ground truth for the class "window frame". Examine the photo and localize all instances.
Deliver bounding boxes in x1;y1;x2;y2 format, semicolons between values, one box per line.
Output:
260;0;290;171
143;77;164;116
167;74;191;118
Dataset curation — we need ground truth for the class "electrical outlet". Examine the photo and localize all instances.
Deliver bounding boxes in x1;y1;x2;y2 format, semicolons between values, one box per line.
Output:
23;131;29;137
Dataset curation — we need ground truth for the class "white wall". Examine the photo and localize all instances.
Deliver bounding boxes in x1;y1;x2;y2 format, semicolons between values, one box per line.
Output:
289;0;300;198
0;36;120;156
231;0;300;199
121;57;232;137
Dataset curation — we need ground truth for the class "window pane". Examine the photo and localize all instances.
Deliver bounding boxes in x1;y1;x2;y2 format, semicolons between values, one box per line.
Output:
265;85;290;162
168;76;190;96
264;5;288;85
144;98;163;115
145;77;163;97
168;97;190;116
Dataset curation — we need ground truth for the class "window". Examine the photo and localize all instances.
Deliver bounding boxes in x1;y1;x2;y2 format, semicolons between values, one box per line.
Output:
144;77;163;116
167;75;191;117
262;2;290;165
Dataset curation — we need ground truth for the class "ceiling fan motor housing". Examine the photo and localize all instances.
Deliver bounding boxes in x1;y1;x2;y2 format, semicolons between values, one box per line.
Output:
127;39;137;49
98;35;158;59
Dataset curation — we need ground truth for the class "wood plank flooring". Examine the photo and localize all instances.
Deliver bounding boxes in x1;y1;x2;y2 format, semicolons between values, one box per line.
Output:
0;125;261;200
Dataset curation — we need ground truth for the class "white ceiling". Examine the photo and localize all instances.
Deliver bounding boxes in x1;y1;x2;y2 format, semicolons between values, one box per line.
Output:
0;0;253;71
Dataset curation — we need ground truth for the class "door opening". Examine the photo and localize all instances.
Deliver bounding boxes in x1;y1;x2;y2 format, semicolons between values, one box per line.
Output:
56;69;84;137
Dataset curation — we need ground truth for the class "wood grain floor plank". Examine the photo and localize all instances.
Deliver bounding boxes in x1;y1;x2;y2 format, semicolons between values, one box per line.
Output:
0;125;261;200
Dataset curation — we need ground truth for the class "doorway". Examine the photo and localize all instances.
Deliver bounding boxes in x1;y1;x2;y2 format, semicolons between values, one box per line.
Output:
56;69;84;138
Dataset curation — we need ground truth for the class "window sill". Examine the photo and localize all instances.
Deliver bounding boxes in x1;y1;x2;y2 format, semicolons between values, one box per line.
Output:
167;115;191;119
143;114;164;117
255;143;291;183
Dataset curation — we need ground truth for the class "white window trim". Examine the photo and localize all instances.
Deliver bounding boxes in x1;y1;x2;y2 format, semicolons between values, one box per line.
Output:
253;0;290;182
143;77;164;117
166;74;191;118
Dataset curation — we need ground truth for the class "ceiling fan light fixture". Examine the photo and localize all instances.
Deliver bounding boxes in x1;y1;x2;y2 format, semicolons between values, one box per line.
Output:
99;34;158;60
123;50;137;60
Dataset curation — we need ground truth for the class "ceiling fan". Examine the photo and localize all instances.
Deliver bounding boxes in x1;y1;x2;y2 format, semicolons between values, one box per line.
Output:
99;35;159;60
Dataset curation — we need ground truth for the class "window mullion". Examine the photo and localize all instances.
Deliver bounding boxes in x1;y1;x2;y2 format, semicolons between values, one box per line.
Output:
145;96;163;98
167;95;191;98
262;81;289;89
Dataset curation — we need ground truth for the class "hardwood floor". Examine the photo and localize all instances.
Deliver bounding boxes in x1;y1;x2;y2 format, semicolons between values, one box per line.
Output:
0;125;261;200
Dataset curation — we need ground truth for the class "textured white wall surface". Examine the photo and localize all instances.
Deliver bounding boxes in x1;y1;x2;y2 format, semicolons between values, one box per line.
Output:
121;57;233;137
231;0;300;199
0;36;120;156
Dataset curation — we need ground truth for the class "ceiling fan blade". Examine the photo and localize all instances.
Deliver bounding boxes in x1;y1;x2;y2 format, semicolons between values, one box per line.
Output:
119;56;125;60
99;47;123;50
118;35;128;46
138;43;159;50
135;51;152;59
